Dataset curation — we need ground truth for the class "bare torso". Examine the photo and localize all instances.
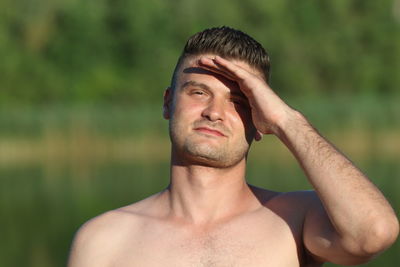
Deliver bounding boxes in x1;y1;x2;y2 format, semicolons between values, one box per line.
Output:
77;187;322;267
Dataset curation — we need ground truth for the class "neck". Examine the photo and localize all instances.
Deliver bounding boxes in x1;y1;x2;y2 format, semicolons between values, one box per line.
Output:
165;158;259;225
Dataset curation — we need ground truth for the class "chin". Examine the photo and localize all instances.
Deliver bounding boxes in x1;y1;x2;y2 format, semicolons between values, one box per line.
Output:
187;155;240;168
184;145;246;169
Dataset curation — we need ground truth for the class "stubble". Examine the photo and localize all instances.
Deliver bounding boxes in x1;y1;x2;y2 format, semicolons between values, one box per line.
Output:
169;118;250;168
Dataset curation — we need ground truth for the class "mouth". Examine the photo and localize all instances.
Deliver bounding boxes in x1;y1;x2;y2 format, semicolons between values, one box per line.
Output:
194;127;226;137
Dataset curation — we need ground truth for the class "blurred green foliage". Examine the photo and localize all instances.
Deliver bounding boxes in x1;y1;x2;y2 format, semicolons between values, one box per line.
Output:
1;1;399;266
1;0;399;105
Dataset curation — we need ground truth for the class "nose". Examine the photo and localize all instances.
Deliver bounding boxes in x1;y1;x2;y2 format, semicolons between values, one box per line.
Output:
201;98;225;122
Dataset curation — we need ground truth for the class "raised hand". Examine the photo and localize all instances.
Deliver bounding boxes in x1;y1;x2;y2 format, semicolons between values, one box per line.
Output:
198;56;295;137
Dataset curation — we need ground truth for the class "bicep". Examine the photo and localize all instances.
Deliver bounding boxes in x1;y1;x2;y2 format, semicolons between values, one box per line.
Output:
303;195;373;265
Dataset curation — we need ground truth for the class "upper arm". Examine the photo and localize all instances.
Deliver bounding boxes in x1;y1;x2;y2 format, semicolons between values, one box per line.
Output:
67;211;126;267
302;193;374;265
68;218;108;267
68;224;91;267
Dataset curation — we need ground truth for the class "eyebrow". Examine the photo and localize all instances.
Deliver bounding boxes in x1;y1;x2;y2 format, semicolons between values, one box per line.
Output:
181;81;210;90
181;80;248;102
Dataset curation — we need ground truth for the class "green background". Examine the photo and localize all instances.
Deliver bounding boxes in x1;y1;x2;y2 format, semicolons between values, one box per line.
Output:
0;0;399;266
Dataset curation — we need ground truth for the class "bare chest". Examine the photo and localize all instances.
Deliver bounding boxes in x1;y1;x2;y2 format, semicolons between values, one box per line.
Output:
110;214;306;267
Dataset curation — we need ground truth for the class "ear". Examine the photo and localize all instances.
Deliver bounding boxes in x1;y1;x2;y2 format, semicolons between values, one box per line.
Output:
254;130;263;142
163;87;172;120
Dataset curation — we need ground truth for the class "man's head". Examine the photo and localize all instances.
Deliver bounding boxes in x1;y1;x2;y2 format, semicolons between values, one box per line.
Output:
171;26;271;91
165;26;269;168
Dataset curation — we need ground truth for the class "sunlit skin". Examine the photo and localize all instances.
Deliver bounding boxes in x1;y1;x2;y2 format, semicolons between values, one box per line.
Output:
67;54;399;267
162;55;269;226
166;55;258;169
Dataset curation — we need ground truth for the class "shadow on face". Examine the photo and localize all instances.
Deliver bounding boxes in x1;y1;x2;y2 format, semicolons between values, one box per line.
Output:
178;66;257;145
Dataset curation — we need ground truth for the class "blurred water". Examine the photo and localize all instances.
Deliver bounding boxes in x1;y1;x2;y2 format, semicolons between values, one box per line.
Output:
0;103;399;266
0;158;398;266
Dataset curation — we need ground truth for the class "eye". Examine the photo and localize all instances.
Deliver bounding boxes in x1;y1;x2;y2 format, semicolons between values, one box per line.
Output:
230;97;250;110
190;89;206;96
230;98;244;106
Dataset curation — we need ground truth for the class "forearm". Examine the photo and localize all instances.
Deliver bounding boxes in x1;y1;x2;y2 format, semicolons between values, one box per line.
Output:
196;54;398;258
276;109;399;253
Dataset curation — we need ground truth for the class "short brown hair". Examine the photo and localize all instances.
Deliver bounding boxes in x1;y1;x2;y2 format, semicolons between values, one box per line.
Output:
171;26;271;89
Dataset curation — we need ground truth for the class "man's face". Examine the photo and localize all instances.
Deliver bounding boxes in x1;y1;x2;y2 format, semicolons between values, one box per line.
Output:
164;55;257;168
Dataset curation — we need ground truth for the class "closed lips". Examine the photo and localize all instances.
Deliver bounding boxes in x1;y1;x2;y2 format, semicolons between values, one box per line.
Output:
194;127;225;137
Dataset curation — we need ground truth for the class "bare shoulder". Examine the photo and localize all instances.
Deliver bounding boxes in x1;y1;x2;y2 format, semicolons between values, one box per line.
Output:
265;189;323;224
249;185;321;228
249;185;322;229
250;186;324;266
249;184;320;208
278;190;320;204
68;192;165;267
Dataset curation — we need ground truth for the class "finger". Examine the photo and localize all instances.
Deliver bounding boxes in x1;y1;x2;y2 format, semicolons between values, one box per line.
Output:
198;58;237;81
199;65;237;81
198;56;241;80
212;56;248;81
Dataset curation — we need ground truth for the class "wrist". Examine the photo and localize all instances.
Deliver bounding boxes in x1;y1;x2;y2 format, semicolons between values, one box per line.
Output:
274;108;308;139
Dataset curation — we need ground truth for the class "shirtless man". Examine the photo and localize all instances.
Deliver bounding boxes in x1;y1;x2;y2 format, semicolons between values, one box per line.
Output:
68;26;399;266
